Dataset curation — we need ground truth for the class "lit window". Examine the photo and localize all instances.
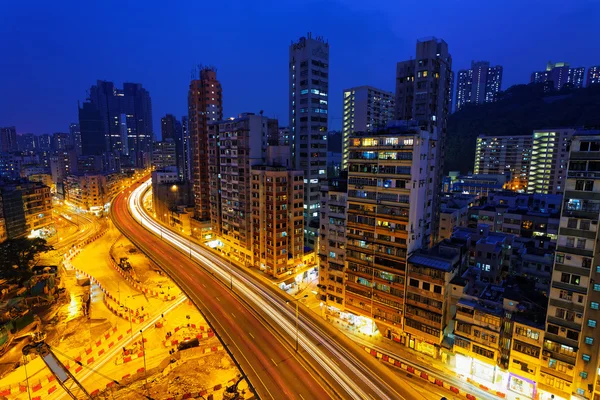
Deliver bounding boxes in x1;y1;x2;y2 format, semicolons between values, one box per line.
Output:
580;372;588;379
592;302;599;310
588;320;597;328
583;354;591;362
586;337;594;345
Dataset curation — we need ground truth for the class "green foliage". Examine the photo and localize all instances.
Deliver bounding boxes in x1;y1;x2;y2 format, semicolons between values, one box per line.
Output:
0;238;54;282
445;84;600;174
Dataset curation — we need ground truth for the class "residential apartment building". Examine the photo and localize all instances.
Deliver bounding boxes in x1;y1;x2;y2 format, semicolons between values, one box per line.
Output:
64;173;123;211
455;61;503;110
161;114;184;180
0;182;52;239
344;122;438;341
541;132;600;400
250;165;304;278
531;62;585;90
152;139;177;170
404;241;465;358
289;33;329;249
394;37;452;243
207;113;277;264
181;116;192;182
341;86;395;170
0;127;18;153
473;134;532;190
318;173;347;307
527;128;575;194
588;66;600;86
189;67;222;221
70;123;82;155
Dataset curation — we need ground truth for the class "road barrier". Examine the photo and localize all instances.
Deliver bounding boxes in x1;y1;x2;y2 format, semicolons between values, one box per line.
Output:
362;345;506;400
108;254;177;301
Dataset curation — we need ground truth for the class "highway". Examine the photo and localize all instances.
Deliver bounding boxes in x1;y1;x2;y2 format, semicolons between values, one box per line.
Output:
111;178;440;400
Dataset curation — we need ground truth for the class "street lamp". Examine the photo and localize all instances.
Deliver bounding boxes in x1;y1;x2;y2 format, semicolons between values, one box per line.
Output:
139;329;148;394
287;294;308;352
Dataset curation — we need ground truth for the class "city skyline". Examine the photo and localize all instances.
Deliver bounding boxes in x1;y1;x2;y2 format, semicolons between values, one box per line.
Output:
1;0;600;134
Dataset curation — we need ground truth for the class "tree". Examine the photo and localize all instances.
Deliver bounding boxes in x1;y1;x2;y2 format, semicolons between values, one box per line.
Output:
0;238;54;282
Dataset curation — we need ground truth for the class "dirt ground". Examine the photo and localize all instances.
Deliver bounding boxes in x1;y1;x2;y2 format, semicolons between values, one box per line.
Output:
110;235;182;298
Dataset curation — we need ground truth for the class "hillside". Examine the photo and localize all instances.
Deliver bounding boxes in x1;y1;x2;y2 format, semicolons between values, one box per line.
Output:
445;83;600;174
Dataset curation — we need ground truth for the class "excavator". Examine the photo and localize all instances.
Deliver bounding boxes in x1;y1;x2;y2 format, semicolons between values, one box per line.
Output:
223;375;246;400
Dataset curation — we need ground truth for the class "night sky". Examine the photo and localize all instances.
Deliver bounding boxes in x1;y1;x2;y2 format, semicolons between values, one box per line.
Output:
1;0;599;136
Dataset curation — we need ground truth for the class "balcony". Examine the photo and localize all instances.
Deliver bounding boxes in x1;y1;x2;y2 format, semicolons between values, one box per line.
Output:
556;245;593;258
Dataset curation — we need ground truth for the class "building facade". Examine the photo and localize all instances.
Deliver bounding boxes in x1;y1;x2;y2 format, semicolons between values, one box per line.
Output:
189;67;222;221
318;173;347;307
341;86;395;170
455;61;503;110
289;33;329;249
64;173;123;211
541;132;600;400
474;134;532;190
531;62;585;90
0;182;52;239
527;129;575;194
344;123;438;341
207;113;276;263
587;66;600;86
152;139;177;170
0;127;18;153
250;166;304;278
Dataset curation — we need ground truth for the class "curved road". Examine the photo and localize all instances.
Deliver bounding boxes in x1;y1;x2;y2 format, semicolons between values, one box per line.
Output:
111;182;335;399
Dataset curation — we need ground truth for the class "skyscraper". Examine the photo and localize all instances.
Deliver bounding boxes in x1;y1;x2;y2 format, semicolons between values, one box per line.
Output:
587;66;600;86
455;61;503;110
70;123;82;155
181;116;192;182
473;134;532;190
527;128;575;194
289;32;329;249
0;127;18;153
341;86;395;170
542;132;600;400
87;80;153;165
395;37;452;243
188;67;222;221
161;114;178;140
531;62;585;90
79;101;105;156
161;114;184;179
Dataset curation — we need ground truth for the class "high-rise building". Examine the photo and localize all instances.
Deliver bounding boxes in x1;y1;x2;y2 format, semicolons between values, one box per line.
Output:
530;62;585;90
188;67;222;221
52;132;71;151
79;101;105;156
344;122;439;340
16;133;39;152
0;181;52;239
289;33;329;249
70;123;82;155
318;172;347;307
394;37;452;244
250;165;304;278
587;66;600;86
455;61;503;110
207;113;277;265
541;132;600;400
181;116;192;182
527;128;575;194
473;134;532;190
87;80;153;165
152;139;177;170
161;114;184;179
0;127;18;153
38;134;52;151
341;86;395;170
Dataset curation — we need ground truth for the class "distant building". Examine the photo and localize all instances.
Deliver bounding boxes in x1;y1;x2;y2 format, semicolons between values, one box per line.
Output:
159;115;184;180
79;101;105;156
443;174;508;196
527;128;575;194
16;133;39;152
152;139;177;170
341;86;395;170
38;134;52;151
473;134;532;190
70;123;82;155
188;67;222;221
587;65;600;86
0;181;52;239
0;127;18;153
289;33;329;249
181;116;192;182
530;61;585;90
52;132;71;151
63;173;124;211
455;61;503;110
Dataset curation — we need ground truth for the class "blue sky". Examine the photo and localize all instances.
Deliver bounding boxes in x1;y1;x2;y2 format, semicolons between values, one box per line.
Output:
1;0;598;135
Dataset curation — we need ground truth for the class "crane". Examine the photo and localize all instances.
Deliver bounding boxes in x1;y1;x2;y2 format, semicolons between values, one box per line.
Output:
22;341;91;399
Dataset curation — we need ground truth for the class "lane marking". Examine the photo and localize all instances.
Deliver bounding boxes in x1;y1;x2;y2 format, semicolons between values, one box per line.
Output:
270;358;278;366
231;312;236;319
248;332;255;339
299;394;305;400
